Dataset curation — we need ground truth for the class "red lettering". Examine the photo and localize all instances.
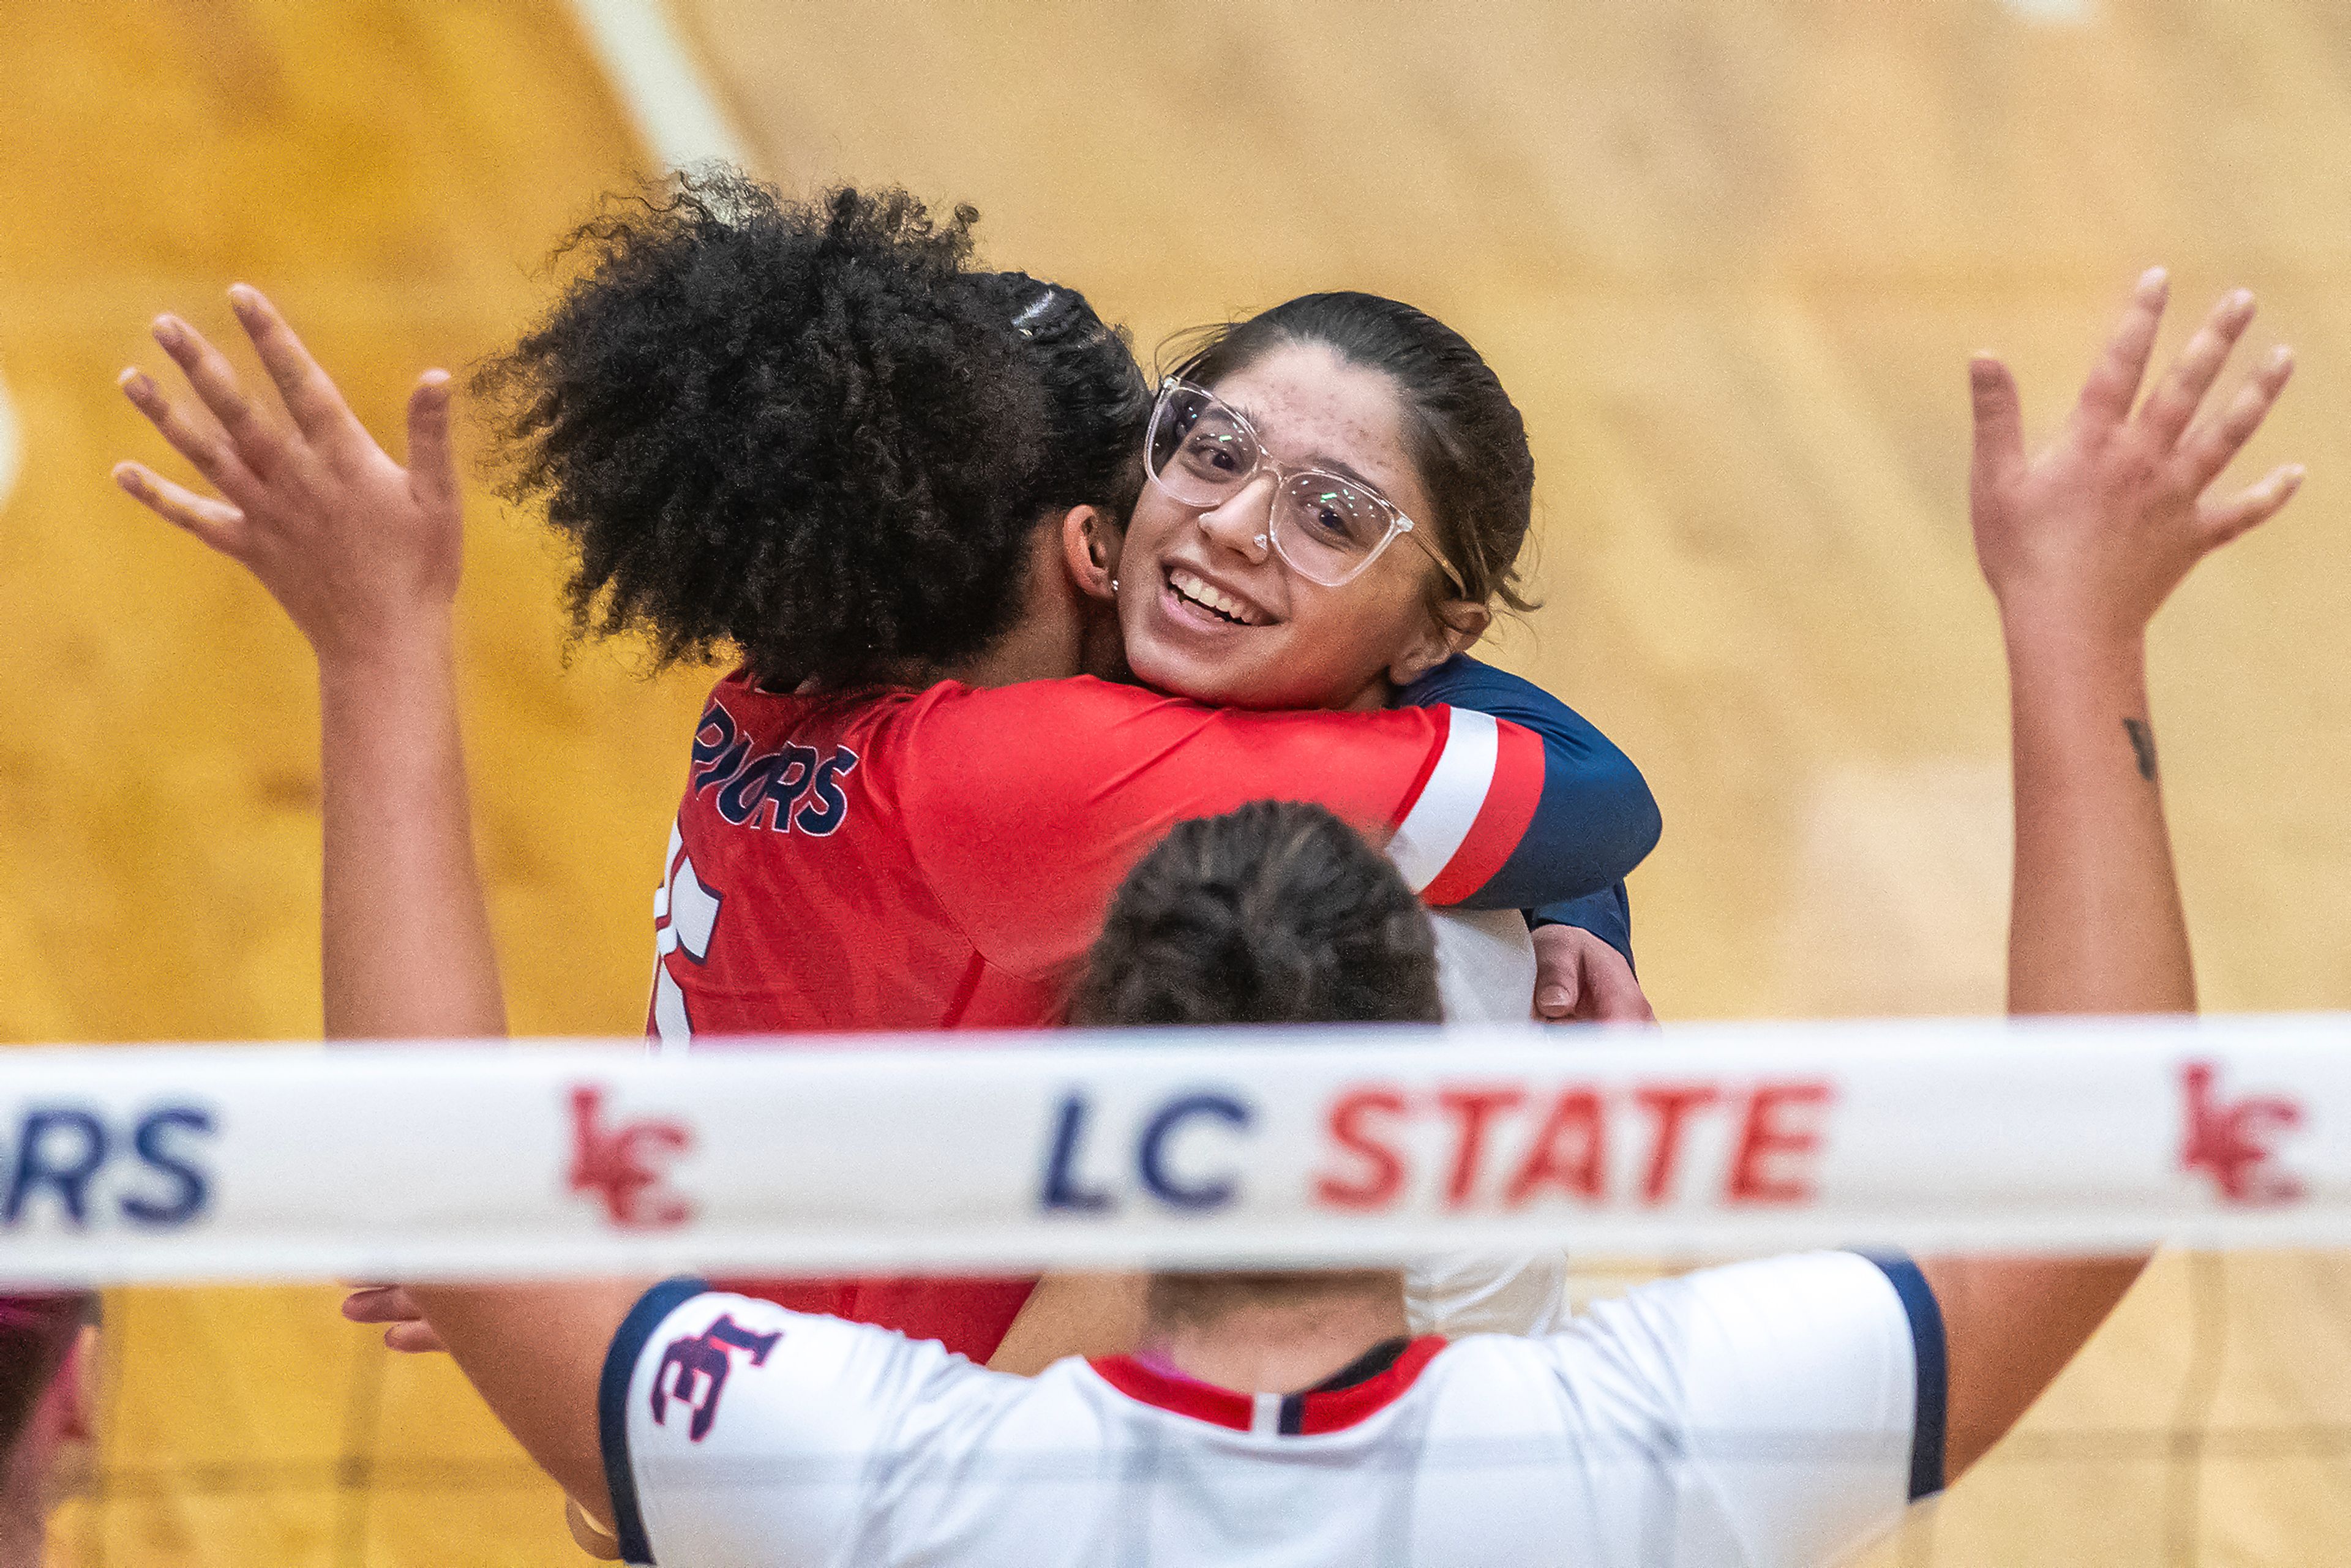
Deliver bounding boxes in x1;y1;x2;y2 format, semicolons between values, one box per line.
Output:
1314;1087;1409;1209
1635;1084;1719;1204
1437;1087;1526;1207
1728;1081;1832;1203
1504;1089;1607;1207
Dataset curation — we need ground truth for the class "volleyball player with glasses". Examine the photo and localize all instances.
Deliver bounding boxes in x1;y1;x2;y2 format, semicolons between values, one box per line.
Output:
1145;376;1471;595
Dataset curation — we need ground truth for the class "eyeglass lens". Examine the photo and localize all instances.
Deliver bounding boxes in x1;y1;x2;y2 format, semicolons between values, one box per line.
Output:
1149;386;1397;585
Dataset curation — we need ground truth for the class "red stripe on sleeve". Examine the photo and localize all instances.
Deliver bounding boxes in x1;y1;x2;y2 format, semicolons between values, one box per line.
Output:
1416;718;1545;905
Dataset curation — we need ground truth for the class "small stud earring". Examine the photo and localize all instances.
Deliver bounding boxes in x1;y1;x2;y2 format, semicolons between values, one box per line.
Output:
1109;578;1119;594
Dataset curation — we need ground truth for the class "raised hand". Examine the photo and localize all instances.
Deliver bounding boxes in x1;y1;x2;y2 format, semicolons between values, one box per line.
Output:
1968;269;2301;643
113;286;462;664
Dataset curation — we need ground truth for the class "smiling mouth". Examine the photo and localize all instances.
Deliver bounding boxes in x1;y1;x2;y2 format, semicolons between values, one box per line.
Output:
1166;566;1270;627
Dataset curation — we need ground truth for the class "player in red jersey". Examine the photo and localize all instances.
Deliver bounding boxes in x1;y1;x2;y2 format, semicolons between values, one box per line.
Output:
113;183;1658;1362
463;182;1657;1356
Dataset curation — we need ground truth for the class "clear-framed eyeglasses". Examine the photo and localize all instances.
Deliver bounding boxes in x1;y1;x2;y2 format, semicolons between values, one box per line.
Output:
1144;377;1468;593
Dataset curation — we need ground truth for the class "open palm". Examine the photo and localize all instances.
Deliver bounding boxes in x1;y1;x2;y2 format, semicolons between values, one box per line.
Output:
113;285;463;663
1968;269;2301;642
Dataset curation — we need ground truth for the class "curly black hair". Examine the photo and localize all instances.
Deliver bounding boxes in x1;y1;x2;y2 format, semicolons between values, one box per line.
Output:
1070;800;1442;1029
477;172;1149;691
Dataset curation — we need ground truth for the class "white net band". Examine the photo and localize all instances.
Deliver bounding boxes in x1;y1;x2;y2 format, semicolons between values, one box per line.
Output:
0;1015;2339;1285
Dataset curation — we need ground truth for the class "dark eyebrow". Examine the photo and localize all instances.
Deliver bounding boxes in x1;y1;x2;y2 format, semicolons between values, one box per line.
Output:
1303;454;1390;498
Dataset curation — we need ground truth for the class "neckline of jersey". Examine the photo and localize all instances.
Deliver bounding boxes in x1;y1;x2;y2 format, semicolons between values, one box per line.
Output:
1087;1336;1447;1436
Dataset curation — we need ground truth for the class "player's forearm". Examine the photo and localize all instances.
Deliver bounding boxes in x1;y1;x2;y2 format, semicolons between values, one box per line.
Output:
318;620;506;1040
405;1280;644;1526
317;631;629;1513
2001;620;2194;1017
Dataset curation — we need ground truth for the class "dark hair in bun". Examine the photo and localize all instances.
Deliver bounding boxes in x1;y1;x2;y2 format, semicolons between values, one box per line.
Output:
1072;800;1442;1029
477;171;1149;691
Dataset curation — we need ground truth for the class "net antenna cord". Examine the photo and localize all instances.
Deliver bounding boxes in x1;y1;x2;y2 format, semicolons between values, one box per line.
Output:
0;1015;2336;1287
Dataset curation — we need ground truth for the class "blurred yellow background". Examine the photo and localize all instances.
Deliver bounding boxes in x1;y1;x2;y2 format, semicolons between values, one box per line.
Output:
4;1;2347;1562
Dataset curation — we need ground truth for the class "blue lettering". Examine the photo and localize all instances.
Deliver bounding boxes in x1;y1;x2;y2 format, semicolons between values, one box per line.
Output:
124;1107;214;1226
1138;1093;1253;1211
764;743;818;830
1040;1093;1115;1213
691;705;751;796
689;703;738;775
793;747;858;836
7;1109;109;1225
713;751;782;827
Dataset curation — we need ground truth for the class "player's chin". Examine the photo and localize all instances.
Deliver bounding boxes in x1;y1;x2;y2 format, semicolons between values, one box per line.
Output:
1125;636;1297;711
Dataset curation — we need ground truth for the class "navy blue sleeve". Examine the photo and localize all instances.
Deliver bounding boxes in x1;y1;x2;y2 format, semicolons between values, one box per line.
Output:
600;1276;711;1565
1860;1254;1949;1501
1526;882;1635;969
1397;655;1662;910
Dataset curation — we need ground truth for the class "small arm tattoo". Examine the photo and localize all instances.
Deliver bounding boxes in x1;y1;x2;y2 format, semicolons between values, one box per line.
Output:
2123;718;2159;781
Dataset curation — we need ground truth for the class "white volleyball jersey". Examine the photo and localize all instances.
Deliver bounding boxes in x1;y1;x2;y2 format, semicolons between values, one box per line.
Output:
602;1251;1943;1568
1413;907;1572;1338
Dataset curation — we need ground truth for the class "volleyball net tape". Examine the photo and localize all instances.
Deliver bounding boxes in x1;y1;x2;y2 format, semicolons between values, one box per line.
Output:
1;1014;2341;1287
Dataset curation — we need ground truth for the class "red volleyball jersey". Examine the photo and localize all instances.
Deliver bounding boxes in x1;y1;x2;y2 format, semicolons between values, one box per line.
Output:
650;667;1638;1359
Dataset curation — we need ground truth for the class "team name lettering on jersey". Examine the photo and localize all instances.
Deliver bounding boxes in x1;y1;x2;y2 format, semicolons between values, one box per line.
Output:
689;700;860;837
651;1313;784;1442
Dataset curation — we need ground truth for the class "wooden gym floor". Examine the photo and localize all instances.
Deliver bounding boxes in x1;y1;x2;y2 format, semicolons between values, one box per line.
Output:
5;1;2349;1562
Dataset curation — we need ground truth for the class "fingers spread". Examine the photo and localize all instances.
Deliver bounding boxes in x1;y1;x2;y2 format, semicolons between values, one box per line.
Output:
1968;355;2025;493
119;366;265;509
2200;462;2305;547
2073;267;2169;431
114;462;246;554
405;370;459;511
2180;343;2293;488
154;313;288;478
230;284;358;443
2138;288;2256;451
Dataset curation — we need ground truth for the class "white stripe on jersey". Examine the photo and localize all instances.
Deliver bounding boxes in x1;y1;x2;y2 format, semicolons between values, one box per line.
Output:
1387;708;1500;893
608;1252;1940;1568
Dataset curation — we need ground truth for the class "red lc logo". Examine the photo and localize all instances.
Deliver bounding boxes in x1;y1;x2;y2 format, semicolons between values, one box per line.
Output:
568;1084;695;1228
2180;1061;2303;1206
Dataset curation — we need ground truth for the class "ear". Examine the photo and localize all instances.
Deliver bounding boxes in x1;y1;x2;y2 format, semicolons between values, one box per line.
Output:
1388;599;1489;686
1059;505;1122;603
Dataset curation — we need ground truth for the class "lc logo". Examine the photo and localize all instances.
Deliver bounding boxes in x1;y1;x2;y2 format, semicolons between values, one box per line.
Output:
2180;1060;2303;1206
651;1313;781;1442
1038;1089;1255;1214
568;1086;694;1228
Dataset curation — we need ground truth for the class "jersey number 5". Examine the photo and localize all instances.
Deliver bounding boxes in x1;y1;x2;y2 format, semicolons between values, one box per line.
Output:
651;823;722;1052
